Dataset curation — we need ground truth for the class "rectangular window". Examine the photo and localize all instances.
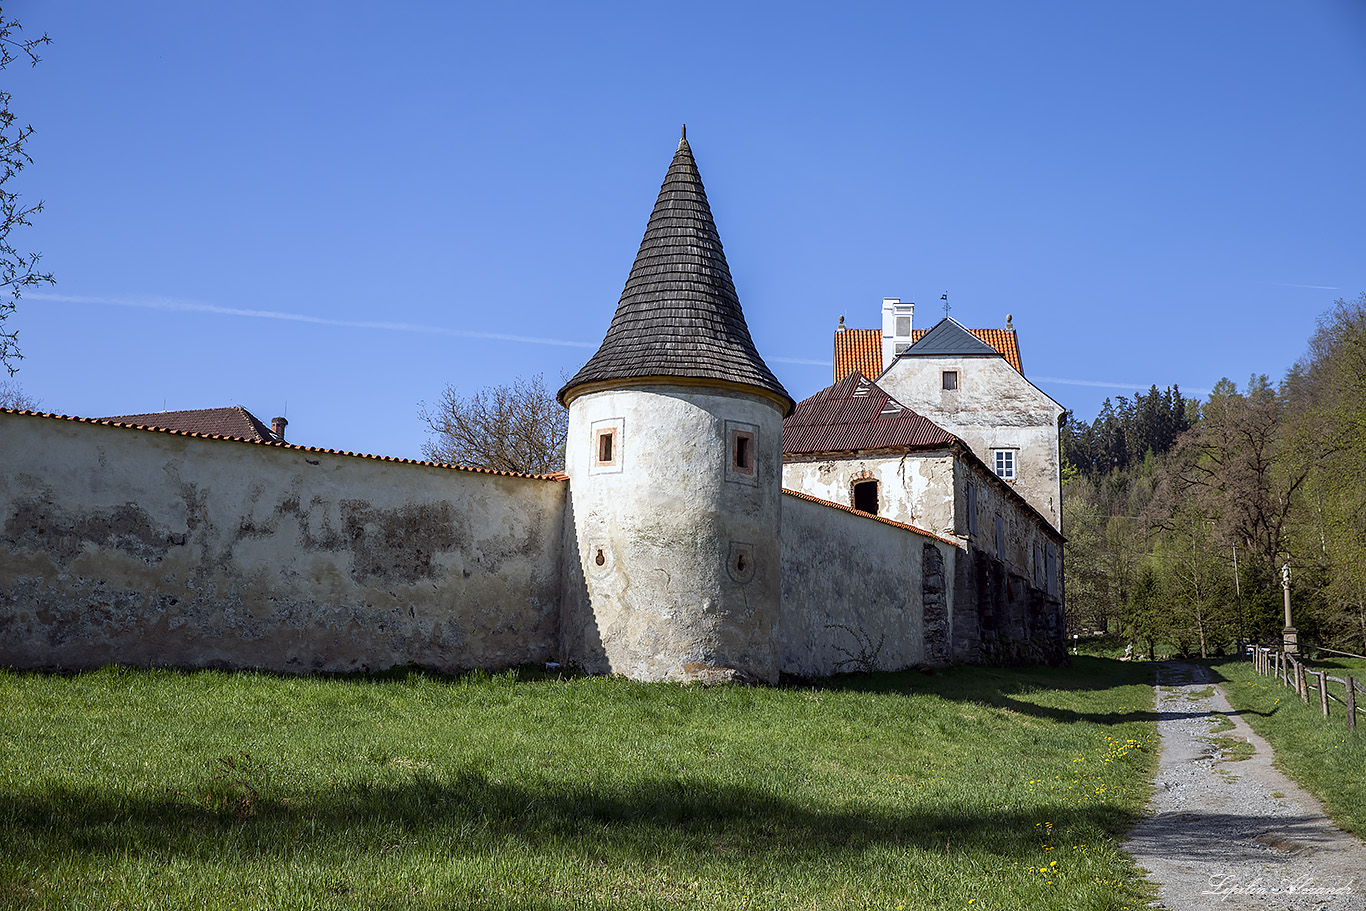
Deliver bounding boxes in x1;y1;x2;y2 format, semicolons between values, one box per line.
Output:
589;418;625;474
1046;543;1059;597
852;479;878;515
894;342;910;355
733;432;752;472
594;429;616;466
993;449;1016;481
942;370;958;391
725;421;759;485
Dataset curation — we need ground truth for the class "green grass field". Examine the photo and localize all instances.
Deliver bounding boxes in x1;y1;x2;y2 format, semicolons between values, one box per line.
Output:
0;660;1158;911
1212;657;1366;837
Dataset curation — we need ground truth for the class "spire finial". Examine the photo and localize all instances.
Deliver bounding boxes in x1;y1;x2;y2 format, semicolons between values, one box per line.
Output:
941;292;950;318
681;123;687;141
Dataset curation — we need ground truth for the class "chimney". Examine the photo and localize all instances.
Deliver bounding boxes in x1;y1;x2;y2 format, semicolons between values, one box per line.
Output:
271;416;288;441
880;297;915;372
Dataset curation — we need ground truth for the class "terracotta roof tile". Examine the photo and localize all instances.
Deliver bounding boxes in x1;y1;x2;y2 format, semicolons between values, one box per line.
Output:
1;409;565;481
833;328;881;383
833;325;1023;381
783;372;957;455
98;406;279;442
961;328;1022;373
781;487;959;546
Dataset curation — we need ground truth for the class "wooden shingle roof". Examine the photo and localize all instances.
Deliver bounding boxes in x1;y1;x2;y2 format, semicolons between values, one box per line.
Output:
559;132;792;414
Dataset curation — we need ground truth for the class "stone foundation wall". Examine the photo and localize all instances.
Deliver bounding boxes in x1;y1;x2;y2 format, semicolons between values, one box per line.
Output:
0;412;567;674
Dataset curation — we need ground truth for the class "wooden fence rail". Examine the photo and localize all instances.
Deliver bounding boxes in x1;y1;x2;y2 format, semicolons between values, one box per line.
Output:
1251;646;1364;731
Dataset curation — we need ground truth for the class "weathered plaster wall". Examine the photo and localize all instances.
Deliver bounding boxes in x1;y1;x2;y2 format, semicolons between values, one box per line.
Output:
780;449;956;534
952;455;1065;664
0;412;566;673
879;355;1064;529
560;385;785;682
779;492;957;675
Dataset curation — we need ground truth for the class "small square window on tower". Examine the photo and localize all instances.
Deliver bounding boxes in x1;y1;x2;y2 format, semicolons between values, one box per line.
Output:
942;370;959;391
589;418;625;474
725;420;759;485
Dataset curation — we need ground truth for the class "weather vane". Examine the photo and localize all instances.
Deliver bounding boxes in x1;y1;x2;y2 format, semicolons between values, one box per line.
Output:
941;292;949;318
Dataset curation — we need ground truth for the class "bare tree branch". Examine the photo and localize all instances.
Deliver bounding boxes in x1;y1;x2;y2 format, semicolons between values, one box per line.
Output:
0;13;54;374
418;373;568;475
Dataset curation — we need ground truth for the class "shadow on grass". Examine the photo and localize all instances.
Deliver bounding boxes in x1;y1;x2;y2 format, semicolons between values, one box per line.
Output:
790;656;1166;726
0;770;1141;868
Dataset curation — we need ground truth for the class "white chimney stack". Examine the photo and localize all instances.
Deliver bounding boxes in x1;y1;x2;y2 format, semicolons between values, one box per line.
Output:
881;297;915;373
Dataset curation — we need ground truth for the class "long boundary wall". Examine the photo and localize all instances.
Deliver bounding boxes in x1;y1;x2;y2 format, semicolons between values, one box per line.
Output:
0;412;567;674
779;490;958;676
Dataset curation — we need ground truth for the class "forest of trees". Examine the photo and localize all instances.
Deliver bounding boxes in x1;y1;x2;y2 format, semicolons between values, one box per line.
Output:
1062;293;1366;658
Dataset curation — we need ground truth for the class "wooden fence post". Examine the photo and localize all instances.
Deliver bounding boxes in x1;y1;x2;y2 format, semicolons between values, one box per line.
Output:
1298;664;1309;703
1347;677;1357;732
1318;671;1329;718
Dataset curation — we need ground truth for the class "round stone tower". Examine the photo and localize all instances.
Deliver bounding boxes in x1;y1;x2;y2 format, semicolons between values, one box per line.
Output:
558;129;793;683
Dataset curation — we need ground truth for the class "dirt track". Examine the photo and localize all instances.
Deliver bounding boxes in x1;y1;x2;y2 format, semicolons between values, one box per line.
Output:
1125;661;1365;910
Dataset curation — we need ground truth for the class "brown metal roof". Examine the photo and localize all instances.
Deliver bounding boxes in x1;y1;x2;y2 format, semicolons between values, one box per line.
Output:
833;324;1023;382
98;406;279;442
782;372;956;455
559;131;791;412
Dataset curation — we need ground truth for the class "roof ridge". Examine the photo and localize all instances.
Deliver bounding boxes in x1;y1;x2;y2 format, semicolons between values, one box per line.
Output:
0;408;566;481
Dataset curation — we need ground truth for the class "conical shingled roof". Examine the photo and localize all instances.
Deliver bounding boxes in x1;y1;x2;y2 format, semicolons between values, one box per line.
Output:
558;133;793;414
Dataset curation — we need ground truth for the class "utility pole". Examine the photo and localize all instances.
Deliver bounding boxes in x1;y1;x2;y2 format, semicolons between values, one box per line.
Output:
1232;544;1245;649
1281;562;1297;655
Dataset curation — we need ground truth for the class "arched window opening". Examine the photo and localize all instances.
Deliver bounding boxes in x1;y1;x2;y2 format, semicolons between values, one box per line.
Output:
853;479;879;516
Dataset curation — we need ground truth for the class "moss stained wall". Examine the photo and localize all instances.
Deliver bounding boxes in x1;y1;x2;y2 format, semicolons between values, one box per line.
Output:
0;413;566;674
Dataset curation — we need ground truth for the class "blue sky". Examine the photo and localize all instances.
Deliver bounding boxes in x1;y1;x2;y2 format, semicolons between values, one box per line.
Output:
6;1;1365;458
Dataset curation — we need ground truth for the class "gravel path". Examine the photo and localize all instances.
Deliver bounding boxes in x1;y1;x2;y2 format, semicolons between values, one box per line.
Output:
1126;661;1365;910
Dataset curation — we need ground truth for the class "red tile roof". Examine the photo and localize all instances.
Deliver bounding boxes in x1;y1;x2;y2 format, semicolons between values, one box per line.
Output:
832;325;1023;382
781;488;960;546
783;372;957;455
99;406;279;442
832;328;882;383
1;409;566;481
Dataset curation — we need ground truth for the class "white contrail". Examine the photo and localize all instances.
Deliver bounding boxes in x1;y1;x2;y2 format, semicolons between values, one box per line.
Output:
1264;281;1338;290
28;291;597;349
1035;376;1210;396
769;356;833;366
